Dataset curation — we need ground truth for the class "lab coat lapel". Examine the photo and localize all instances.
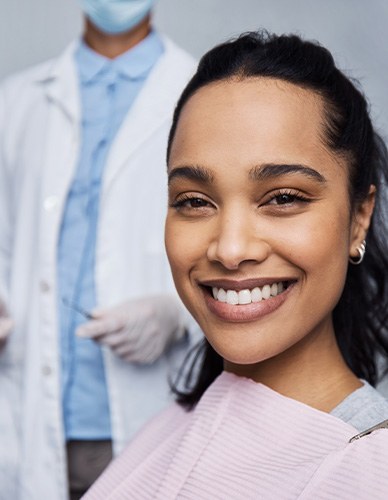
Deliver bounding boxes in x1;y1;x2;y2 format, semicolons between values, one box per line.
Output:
39;44;81;251
42;42;80;124
103;42;181;189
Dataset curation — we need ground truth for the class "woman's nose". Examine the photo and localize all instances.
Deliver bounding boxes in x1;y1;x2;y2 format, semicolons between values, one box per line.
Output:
206;212;270;270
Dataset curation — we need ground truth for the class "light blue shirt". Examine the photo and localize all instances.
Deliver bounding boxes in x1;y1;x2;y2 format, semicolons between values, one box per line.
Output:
57;32;164;440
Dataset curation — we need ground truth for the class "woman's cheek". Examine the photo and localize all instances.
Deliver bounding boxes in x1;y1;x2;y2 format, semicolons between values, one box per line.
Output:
275;208;349;264
166;220;197;277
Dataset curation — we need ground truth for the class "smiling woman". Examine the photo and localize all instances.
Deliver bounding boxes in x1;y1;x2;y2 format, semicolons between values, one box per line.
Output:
84;31;388;499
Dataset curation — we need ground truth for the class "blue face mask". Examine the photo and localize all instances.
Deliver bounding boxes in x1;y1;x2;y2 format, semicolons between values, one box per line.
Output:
79;0;156;34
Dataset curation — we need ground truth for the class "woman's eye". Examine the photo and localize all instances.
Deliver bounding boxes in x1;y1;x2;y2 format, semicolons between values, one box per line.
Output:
266;191;309;206
170;195;215;215
185;198;209;208
271;193;297;205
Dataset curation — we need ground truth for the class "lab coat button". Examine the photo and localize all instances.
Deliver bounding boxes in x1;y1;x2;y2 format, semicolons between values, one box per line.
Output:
40;280;50;293
42;365;52;376
44;196;59;211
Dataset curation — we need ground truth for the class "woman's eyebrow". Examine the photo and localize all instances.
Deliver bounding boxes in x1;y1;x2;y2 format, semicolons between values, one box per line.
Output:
249;163;327;183
168;165;214;185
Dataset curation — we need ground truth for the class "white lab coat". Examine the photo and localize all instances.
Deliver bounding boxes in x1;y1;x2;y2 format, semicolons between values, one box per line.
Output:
0;36;197;500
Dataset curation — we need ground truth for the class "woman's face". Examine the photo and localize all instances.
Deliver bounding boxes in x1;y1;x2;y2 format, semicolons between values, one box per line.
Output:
166;78;372;370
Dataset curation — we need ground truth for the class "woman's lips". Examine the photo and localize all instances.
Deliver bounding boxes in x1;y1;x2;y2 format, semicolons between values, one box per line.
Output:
200;280;295;322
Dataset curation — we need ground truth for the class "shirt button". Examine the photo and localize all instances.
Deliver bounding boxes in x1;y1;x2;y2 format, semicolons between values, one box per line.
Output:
40;280;51;293
44;195;59;211
42;365;52;376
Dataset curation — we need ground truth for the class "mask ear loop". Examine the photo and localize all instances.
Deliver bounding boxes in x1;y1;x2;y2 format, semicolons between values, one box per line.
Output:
349;239;366;265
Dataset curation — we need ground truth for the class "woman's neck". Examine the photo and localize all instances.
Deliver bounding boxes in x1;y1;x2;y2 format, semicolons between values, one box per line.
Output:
225;326;362;413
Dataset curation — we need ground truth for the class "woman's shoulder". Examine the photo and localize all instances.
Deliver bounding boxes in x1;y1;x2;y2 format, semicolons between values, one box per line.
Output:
83;403;189;499
298;427;388;500
331;381;388;432
119;402;188;463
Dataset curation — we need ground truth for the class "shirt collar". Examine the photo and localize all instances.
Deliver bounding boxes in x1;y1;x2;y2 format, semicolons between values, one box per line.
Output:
75;30;164;84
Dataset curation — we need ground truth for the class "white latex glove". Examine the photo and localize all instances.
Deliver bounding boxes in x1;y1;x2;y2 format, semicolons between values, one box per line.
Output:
0;297;13;347
76;295;186;364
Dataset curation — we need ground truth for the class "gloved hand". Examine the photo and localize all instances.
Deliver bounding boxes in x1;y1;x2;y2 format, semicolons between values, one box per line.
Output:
0;297;13;347
76;295;186;364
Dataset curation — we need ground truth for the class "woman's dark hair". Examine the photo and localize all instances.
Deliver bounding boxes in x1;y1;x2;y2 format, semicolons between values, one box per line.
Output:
168;30;388;409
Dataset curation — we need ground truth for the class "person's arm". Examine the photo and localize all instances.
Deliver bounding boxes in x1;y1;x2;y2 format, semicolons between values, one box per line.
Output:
0;299;12;345
0;83;14;346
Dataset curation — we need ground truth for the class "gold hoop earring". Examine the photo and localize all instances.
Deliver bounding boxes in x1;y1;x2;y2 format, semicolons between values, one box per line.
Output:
349;240;366;265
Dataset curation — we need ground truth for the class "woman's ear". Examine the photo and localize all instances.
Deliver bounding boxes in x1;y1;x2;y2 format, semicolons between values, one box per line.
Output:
349;185;376;258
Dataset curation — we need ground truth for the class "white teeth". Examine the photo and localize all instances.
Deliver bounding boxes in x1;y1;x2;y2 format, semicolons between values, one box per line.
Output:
251;287;262;302
211;282;286;305
238;289;251;305
262;284;271;300
217;288;227;302
226;290;238;306
226;290;239;305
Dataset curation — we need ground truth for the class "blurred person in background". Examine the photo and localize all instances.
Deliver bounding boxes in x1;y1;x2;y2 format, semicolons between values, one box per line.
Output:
0;0;197;498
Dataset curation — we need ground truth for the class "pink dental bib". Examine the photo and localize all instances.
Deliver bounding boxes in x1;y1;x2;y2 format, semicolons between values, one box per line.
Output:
84;371;388;499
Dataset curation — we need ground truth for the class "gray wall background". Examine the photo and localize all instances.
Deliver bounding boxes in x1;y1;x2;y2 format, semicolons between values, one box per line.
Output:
1;0;387;139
